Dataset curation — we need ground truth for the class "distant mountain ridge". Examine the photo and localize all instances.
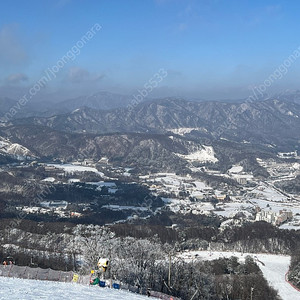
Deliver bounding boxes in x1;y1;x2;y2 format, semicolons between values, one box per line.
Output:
1;89;300;120
10;97;300;149
58;91;140;112
0;91;142;120
2;90;300;152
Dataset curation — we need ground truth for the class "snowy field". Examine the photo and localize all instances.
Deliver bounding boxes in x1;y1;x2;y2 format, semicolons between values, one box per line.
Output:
249;183;288;202
250;198;300;214
214;202;253;218
46;164;105;176
280;215;300;230
228;165;243;174
179;250;299;300
175;146;218;163
0;277;153;300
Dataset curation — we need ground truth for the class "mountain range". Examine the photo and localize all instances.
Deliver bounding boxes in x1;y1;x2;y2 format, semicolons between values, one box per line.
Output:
0;90;299;173
9;96;300;148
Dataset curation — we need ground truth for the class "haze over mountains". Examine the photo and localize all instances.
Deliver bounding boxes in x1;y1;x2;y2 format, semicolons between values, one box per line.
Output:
2;89;300;119
0;91;146;119
2;90;299;147
0;89;299;175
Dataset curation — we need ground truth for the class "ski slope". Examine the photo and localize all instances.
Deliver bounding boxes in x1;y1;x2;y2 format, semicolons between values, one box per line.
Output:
0;277;152;300
179;250;299;300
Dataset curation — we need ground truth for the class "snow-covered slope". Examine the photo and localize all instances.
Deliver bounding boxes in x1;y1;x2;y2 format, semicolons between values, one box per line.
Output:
0;137;35;159
0;276;152;300
169;127;204;136
179;250;299;300
176;146;218;163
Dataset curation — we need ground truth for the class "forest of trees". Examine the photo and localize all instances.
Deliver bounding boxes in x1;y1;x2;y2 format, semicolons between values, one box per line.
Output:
288;248;300;289
0;221;286;299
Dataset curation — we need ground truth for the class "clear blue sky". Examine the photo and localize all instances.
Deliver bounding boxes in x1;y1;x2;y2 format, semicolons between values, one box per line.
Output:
1;0;300;100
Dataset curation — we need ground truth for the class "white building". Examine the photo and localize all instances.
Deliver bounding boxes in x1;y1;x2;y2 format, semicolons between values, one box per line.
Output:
256;209;293;226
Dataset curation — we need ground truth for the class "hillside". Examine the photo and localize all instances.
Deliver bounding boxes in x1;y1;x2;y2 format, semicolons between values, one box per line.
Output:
180;251;298;300
0;124;276;173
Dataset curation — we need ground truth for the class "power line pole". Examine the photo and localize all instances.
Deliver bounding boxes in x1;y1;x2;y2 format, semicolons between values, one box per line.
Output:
250;287;254;300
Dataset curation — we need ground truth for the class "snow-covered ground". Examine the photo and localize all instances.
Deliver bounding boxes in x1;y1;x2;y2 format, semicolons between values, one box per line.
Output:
250;198;300;214
249;183;288;202
176;146;218;163
169;127;203;135
46;164;105;177
279;215;300;230
0;277;152;300
214;202;253;218
228;165;243;174
152;173;212;195
101;204;149;211
179;250;299;300
42;177;56;182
